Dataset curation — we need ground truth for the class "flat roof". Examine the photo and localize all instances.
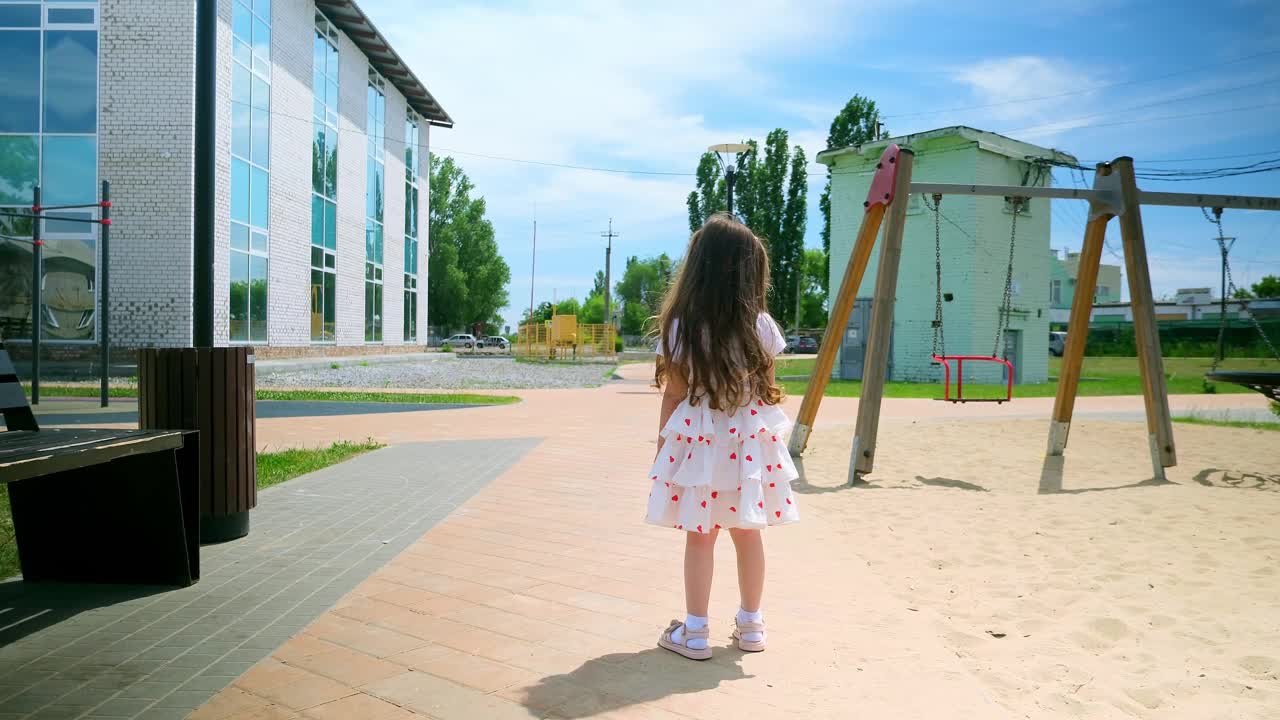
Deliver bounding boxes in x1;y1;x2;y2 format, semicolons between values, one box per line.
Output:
816;125;1076;167
316;0;453;128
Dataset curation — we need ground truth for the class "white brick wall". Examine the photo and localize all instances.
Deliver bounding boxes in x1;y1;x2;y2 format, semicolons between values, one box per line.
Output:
100;0;197;347
98;0;432;349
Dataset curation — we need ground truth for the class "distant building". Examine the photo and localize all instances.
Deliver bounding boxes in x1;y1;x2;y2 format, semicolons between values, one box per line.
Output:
820;126;1077;385
1047;249;1122;324
1090;289;1280;322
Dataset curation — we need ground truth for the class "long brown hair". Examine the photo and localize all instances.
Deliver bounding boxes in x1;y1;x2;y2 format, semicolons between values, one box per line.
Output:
654;213;783;410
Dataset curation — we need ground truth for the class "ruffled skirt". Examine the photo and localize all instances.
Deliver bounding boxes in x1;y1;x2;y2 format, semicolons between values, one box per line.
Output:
644;398;799;533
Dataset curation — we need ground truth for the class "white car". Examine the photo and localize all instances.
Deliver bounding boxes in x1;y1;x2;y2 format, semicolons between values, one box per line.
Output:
445;333;477;349
480;336;509;350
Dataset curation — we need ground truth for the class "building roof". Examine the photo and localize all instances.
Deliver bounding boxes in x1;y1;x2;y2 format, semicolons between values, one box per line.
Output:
816;125;1076;167
315;0;453;128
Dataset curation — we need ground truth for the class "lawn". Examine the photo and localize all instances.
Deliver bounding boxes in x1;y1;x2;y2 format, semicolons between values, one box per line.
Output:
29;386;520;406
1173;416;1280;432
775;356;1279;399
0;439;385;581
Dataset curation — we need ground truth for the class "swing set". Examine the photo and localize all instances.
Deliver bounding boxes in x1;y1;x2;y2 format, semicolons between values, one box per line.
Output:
789;145;1280;484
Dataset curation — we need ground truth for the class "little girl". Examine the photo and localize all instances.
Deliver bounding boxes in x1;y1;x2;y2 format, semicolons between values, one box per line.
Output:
645;213;799;660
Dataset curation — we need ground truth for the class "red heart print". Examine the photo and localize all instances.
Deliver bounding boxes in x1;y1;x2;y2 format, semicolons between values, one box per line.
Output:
775;510;782;518
676;433;682;440
745;455;753;462
757;400;764;406
737;486;742;491
665;482;670;487
700;501;706;508
729;452;737;460
687;452;692;459
751;409;758;416
769;482;775;488
771;435;778;442
766;464;773;472
729;506;737;512
711;491;718;499
677;524;683;529
671;494;679;502
651;475;658;480
757;501;764;508
697;435;704;442
729;428;736;434
750;434;756;439
786;498;792;504
697;525;703;533
684;419;691;426
669;456;675;463
759;427;766;434
714;524;722;529
687;437;693;444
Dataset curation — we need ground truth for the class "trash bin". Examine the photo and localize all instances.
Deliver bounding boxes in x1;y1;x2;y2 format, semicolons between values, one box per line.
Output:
138;347;256;543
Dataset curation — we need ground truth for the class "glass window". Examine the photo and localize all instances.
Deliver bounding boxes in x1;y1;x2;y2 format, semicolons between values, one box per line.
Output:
0;135;38;205
251;107;269;166
310;194;323;245
323;272;335;338
234;37;251;70
253;0;271;19
0;4;40;27
250;165;268;228
311;123;324;193
252;18;269;72
43;30;97;133
251;230;267;253
231;101;250;158
231;158;249;223
324;127;337;196
323;200;336;249
231;222;249;250
230;251;249;341
0;31;41;132
250;73;269;110
232;1;251;41
232;64;250;105
42;136;96;206
44;210;90;235
47;7;94;24
249;254;267;342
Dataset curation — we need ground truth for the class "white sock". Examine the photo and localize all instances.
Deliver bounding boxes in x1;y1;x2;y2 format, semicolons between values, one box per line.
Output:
671;613;709;650
737;607;764;642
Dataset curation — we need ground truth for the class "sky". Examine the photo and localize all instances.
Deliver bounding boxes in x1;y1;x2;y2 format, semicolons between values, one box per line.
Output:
367;0;1280;332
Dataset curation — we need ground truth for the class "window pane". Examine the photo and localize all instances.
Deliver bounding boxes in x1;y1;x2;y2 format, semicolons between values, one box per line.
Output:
231;101;250;158
43;30;97;133
373;283;382;341
252;18;269;62
0;31;39;132
231;222;248;250
326;79;338;112
232;1;251;42
250;254;267;342
324;251;334;269
230;251;249;342
364;219;374;260
231;158;249;223
253;0;271;20
311;123;324;193
47;8;94;24
0;5;40;26
313;33;325;79
310;268;322;340
42;136;96;206
310;246;322;268
45;210;90;234
323;271;335;339
375;224;383;263
234;37;251;67
365;158;375;218
310;194;323;246
324;127;337;197
251;73;269;110
0;135;38;205
250;165;268;228
374;162;384;219
251;107;269;166
327;44;338;79
323;201;336;250
232;63;250;105
251;230;267;253
365;280;373;341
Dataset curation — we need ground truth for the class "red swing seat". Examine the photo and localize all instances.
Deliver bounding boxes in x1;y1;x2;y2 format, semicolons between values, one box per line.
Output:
931;355;1014;403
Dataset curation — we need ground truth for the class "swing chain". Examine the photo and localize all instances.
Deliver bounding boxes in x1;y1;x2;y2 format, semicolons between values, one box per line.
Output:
993;197;1024;359
1202;207;1280;366
925;193;945;359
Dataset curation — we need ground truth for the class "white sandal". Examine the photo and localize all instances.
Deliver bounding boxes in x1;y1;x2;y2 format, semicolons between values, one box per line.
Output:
658;619;712;660
732;618;766;652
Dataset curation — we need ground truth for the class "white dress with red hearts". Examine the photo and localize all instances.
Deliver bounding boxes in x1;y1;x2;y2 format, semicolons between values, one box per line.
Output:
644;397;799;533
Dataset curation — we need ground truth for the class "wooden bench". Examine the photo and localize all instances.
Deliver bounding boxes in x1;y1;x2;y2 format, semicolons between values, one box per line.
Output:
0;351;199;586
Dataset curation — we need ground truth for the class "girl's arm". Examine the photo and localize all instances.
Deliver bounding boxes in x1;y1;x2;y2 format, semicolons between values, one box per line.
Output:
656;358;689;461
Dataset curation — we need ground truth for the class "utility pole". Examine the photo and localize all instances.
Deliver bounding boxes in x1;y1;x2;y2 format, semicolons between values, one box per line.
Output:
600;219;619;330
1217;231;1236;363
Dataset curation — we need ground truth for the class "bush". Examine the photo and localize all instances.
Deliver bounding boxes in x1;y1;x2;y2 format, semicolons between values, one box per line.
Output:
1271;401;1280;419
441;343;452;352
615;337;624;353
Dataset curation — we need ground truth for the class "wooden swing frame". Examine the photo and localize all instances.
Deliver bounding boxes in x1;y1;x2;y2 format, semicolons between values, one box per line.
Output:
788;144;1280;485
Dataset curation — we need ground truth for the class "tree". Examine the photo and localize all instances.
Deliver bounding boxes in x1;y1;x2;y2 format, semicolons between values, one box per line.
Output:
799;248;828;329
615;254;675;335
555;297;581;317
1251;275;1280;298
428;154;511;333
684;130;808;322
1232;287;1255;300
580;293;606;324
819;96;885;292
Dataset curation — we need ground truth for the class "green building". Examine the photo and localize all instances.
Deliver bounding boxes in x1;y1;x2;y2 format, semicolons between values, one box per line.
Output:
1048;249;1123;326
819;126;1077;385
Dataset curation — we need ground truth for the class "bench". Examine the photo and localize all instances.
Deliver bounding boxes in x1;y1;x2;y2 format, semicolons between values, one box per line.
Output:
0;350;200;586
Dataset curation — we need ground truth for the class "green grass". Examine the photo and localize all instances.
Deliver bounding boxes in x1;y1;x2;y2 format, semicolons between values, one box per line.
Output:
28;386;519;405
776;356;1279;399
1173;416;1280;432
0;438;387;581
257;438;385;490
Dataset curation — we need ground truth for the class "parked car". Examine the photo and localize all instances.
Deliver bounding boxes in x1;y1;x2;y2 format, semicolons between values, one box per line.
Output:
480;336;509;350
796;336;819;353
784;335;801;353
445;333;477;349
1049;331;1066;357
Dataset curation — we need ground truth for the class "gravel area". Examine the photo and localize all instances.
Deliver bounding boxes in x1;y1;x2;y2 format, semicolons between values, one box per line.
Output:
258;356;615;390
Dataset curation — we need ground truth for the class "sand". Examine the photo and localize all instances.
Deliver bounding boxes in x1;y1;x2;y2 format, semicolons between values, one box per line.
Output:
798;416;1280;719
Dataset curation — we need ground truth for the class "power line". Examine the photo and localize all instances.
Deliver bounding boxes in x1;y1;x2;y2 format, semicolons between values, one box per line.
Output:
882;48;1280;119
1002;99;1280;138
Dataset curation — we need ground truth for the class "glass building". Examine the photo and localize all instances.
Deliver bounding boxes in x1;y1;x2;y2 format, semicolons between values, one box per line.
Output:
0;0;452;356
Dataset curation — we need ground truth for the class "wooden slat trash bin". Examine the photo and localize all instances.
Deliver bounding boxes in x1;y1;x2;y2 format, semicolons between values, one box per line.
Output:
138;347;256;543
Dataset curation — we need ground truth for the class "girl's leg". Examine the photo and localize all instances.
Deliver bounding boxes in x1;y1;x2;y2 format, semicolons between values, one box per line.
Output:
728;528;765;611
684;528;718;616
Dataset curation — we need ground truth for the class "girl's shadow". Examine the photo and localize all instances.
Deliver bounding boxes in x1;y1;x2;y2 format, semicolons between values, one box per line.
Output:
516;646;752;718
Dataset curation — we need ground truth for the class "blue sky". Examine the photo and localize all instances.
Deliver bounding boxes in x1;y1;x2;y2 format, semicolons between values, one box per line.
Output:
368;0;1280;331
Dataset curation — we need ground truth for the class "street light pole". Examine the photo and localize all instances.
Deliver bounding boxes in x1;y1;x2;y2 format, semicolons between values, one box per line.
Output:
600;219;619;330
709;143;751;219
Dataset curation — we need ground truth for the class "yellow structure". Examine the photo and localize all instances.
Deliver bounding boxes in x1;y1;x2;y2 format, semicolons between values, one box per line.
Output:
516;314;616;360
